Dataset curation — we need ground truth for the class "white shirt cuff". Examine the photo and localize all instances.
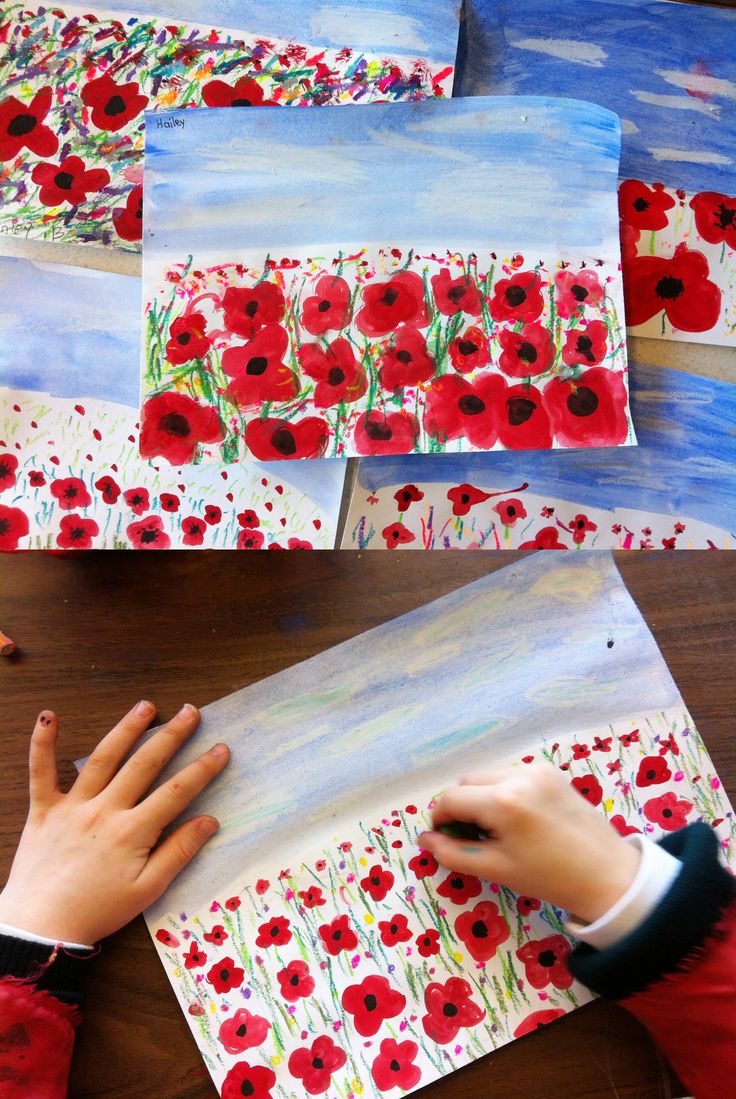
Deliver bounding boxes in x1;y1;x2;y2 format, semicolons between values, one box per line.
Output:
566;835;682;951
0;920;93;952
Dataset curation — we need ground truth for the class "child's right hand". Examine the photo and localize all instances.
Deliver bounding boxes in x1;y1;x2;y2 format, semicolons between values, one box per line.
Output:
419;763;641;923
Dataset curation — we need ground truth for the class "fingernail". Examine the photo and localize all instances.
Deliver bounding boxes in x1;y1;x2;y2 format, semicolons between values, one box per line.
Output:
209;742;229;758
200;817;219;836
135;700;154;716
38;711;53;727
178;703;198;718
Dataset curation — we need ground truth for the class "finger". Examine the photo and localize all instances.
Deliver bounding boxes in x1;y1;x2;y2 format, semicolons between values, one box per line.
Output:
419;829;508;879
29;711;60;804
104;704;201;807
135;742;230;829
74;700;158;799
458;768;513;787
430;785;500;831
137;816;220;904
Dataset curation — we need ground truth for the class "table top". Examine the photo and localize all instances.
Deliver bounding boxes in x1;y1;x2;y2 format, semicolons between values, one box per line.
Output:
1;550;734;1098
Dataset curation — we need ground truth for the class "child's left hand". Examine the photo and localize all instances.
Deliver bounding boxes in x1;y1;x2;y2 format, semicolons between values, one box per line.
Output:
0;701;229;945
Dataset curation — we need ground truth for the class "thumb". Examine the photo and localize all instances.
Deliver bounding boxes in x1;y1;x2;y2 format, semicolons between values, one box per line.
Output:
419;830;505;880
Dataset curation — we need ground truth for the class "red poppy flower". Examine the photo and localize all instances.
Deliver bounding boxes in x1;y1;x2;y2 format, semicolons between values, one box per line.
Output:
342;975;406;1037
449;326;491;374
572;743;590;760
224;325;298;408
382;522;416;549
371;1038;421;1092
289;1035;347;1096
219;1009;270;1054
127;515;171;550
255;879;269;895
124;487;150;515
518;525;568;550
592;736;612;752
659;732;680;757
0;453;18;493
610;814;642;838
299;886;326;909
56;514;99;550
112;183;143;242
50;476;92;511
498;323;555;379
81;74;149;132
497;381;552;450
0;84;58;161
353;410;420;456
624;244;721;332
255;916;292;949
165;312;212;365
246;416;329;461
488;270;545;324
561;320;608;368
378;326;436;391
222;282;286;339
570;774;603;806
516;935;573;990
619;180;675;231
394;484;424;512
140;392;223;465
378;914;412;948
360;864;394;902
298;338;366;408
183;943;207;969
635;755;672;787
424;374;504;450
202;76;272;108
221;1061;276;1099
513;1008;566;1038
431;269;483;317
207;956;245;994
412;929;440;959
643;792;693;832
619;730;640;747
277;959;315;1002
516;896;542;917
203;925;228;945
237;509;260;528
690;191;736;249
237;528;266;550
554;269;604;320
443;483;489;517
436;872;482;906
355;271;429;337
454;901;509;963
155;929;180;948
179;515;205;546
225;897;241;911
544;368;629;448
569;513;597;545
301;275;352;335
422;977;484;1044
407;851;438;880
287;538;313;550
28;471;46;487
494;498;527;527
157;492;179;513
197;505;219;528
94;475;120;504
32;155;110;208
318;914;358;956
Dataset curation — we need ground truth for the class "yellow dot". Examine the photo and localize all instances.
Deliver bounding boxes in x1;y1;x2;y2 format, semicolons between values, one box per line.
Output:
359;856;368;867
172;967;181;979
603;798;615;813
505;989;512;1000
209;1002;217;1014
270;1056;281;1067
453;951;463;964
364;914;374;925
352;1080;364;1095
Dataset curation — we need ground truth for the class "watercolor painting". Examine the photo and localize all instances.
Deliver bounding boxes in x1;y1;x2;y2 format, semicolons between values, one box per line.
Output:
141;96;633;463
0;257;346;549
341;362;736;550
0;0;456;250
457;0;736;347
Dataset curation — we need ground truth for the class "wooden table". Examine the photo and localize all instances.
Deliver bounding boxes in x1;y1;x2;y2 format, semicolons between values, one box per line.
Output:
1;550;734;1098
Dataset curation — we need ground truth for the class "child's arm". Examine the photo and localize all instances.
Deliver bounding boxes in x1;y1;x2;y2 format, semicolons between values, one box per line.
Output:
0;703;229;1099
420;764;736;1099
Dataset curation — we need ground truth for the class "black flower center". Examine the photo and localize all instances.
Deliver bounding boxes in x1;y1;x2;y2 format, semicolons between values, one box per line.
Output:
458;339;478;356
471;919;488;939
390;924;398;934
327;367;345;386
507;396;536;425
505;284;527;307
177;332;192;346
663;808;672;818
365;420;392;442
8;113;36;137
0;519;9;535
646;768;656;780
381;288;399;307
246;355;268;375
0;461;10;479
231;97;253;107
715;203;735;230
160;412;191;437
506;505;516;518
371;876;380;886
244;300;259;318
54;171;74;191
63;486;78;499
632;197;649;212
318;299;331;312
364;994;377;1012
271;427;297;456
240;1082;255;1097
332;929;342;941
270;925;280;937
655;275;685;300
450;876;464;889
447;284;467;304
458;394;485;416
575;335;596;363
140;529;158;544
220;968;230;980
396;349;412;364
538;950;557;968
69;525;85;541
312;1056;324;1069
236;1023;248;1037
567;386;599;418
104;94;127;117
442;1002;458;1017
390;1059;401;1072
517;341;537;364
571;284;589;302
290;974;300;985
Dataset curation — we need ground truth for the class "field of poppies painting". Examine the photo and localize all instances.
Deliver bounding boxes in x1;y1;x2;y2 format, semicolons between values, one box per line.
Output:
0;1;454;250
151;710;735;1099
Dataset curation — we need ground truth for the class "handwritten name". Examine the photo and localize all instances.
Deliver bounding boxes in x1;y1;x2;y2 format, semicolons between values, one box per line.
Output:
156;117;185;129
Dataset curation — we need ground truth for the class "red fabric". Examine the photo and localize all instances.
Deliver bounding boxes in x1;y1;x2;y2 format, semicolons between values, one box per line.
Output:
620;899;736;1098
0;978;80;1099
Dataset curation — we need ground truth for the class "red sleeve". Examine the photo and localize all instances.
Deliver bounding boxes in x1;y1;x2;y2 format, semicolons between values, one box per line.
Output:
0;977;80;1099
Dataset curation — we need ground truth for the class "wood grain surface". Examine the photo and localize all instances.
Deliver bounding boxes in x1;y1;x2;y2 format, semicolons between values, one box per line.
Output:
1;550;734;1098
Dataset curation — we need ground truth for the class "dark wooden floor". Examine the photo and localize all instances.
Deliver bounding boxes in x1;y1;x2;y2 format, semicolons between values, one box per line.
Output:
1;550;734;1098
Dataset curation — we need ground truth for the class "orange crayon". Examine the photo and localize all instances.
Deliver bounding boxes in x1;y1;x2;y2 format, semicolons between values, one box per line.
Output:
0;630;15;656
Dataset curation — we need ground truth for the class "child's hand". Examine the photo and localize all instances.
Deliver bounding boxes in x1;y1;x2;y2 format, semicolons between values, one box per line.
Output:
0;702;229;945
419;764;641;923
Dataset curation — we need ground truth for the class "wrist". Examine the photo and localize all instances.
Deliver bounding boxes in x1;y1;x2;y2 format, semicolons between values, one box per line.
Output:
567;839;642;924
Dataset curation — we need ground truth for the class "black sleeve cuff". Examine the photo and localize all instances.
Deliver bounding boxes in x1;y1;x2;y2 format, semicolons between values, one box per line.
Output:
0;933;95;1005
569;822;736;1000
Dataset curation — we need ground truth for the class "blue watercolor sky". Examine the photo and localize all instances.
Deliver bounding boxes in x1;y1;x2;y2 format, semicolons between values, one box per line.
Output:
144;95;621;257
0;257;345;510
144;552;683;918
354;362;736;532
457;0;736;193
108;0;458;63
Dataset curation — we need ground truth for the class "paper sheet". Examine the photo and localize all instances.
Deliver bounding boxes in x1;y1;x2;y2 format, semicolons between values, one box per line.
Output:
141;96;633;462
